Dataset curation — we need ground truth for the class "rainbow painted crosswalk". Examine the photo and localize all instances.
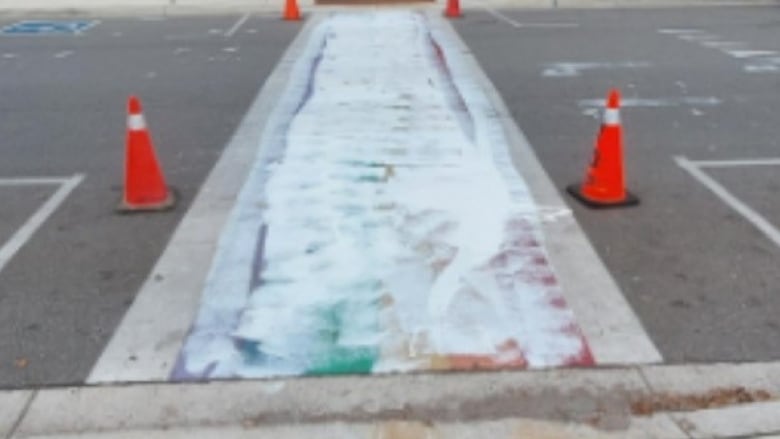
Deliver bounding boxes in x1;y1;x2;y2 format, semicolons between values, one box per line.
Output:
173;11;593;380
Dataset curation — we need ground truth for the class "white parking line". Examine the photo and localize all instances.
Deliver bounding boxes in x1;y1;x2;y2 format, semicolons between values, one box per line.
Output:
224;13;251;38
484;8;577;29
0;174;84;275
688;158;780;168
675;156;780;249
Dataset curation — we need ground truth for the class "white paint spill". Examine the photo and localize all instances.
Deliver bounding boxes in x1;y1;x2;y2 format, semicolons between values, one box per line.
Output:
578;96;721;108
542;61;650;77
54;50;73;59
178;11;589;379
690;108;704;116
726;50;777;59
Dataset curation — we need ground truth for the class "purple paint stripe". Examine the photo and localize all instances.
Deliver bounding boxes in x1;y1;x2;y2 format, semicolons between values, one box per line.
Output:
249;224;268;292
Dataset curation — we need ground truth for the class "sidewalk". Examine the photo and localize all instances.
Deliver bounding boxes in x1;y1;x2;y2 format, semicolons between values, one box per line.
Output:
4;362;780;438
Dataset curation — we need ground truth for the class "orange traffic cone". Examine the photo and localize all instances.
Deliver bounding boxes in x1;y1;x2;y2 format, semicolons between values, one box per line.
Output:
283;0;301;21
567;89;639;208
119;96;175;212
444;0;461;18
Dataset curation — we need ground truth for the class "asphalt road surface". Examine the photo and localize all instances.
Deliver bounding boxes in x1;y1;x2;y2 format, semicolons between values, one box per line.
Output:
0;14;300;388
3;5;780;389
456;5;780;363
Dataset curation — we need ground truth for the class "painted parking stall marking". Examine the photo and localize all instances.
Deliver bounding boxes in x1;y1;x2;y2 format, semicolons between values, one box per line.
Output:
173;11;595;380
0;175;84;275
1;20;98;36
676;157;780;249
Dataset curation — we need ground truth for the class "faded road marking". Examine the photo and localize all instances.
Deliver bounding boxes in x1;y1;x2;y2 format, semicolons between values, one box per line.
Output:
542;61;650;78
484;8;577;29
579;96;720;108
225;13;251;38
727;50;777;59
659;29;779;74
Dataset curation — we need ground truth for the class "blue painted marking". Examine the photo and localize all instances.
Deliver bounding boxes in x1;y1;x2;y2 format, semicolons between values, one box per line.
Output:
1;20;97;36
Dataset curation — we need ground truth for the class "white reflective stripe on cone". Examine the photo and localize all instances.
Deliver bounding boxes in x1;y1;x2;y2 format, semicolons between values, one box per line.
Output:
127;114;147;131
603;108;620;126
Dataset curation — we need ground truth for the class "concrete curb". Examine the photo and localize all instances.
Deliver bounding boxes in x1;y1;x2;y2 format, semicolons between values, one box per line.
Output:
3;363;780;437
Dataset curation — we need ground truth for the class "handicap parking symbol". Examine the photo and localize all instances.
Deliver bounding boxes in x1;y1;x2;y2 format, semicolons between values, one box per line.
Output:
1;20;98;36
